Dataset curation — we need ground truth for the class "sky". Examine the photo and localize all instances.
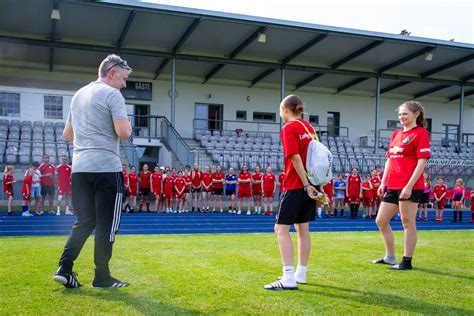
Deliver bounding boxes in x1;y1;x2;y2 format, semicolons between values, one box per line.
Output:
144;0;473;44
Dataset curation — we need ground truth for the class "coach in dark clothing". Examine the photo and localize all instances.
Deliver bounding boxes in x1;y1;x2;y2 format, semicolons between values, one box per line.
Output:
53;54;132;288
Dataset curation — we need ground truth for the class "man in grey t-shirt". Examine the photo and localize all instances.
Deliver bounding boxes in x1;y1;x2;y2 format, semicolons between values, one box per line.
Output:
54;54;132;289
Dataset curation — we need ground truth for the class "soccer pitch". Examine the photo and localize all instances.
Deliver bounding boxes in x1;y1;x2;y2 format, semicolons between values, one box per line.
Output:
1;231;473;315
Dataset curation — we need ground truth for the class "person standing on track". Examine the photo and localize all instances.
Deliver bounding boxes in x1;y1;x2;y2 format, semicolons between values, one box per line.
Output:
346;167;362;219
150;165;163;213
262;166;276;216
251;166;264;215
211;165;225;213
322;178;334;217
452;178;465;223
128;166;138;213
56;155;73;216
54;54;132;288
362;174;374;219
191;163;202;212
138;164;151;212
372;100;430;270
225;167;237;213
370;169;381;218
121;164;130;213
3;165;16;215
21;168;34;217
433;177;447;222
183;165;192;212
264;94;320;290
237;164;252;215
201;166;213;212
39;154;56;214
334;174;346;217
417;173;431;221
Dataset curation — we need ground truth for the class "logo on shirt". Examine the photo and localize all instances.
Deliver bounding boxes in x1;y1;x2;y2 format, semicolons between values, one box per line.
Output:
420;148;430;152
389;146;404;154
402;136;412;144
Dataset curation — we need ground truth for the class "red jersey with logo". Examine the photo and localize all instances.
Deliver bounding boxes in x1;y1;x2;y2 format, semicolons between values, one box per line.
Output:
163;177;174;199
263;174;276;197
323;179;334;198
278;173;285;192
347;175;361;196
139;171;151;189
238;172;251;198
128;173;138;195
3;174;14;194
212;172;225;189
201;173;213;190
39;163;55;186
151;173;163;195
191;170;202;188
386;126;431;190
362;181;374;199
57;164;72;193
281;118;314;191
122;171;129;191
252;173;263;194
183;175;192;190
433;184;447;200
174;178;186;197
22;175;32;200
371;176;381;199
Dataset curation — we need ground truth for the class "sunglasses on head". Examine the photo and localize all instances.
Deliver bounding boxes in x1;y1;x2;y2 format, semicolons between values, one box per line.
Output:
106;59;129;72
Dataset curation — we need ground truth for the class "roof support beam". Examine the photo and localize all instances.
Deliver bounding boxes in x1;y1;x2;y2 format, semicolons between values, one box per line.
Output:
202;26;266;84
449;89;474;102
335;77;369;94
330;40;383;69
153;18;201;80
116;10;136;51
462;73;474;82
249;69;276;88
377;46;434;73
380;81;410;95
421;53;474;78
281;34;327;64
48;0;59;72
293;73;324;91
413;85;450;99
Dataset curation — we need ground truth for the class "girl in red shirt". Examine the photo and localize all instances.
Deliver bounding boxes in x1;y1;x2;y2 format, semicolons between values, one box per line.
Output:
21;168;34;217
163;170;175;213
433;177;447;221
470;189;474;223
262;166;276;216
237;164;252;215
3;165;15;215
322;178;334;217
191;163;202;212
346;167;362;219
452;178;465;222
128;166;138;213
373;101;431;270
174;171;186;213
201;166;213;212
417;173;431;221
211;165;225;212
138;164;151;212
362;174;374;219
278;172;285;196
150;165;163;212
251;166;263;215
370;169;381;218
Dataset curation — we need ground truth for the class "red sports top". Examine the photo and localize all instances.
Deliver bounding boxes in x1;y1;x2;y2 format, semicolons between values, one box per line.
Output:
263;174;276;192
238;172;251;190
163;177;174;195
323;179;334;197
251;173;263;191
175;178;186;194
386;126;431;190
151;173;162;194
191;170;202;188
362;181;374;199
139;171;151;189
280;118;313;191
278;173;285;192
371;176;381;197
128;173;138;194
22;175;32;194
347;175;361;195
56;164;72;189
212;172;225;189
183;175;192;190
122;171;129;188
3;174;14;192
201;173;213;189
39;163;55;186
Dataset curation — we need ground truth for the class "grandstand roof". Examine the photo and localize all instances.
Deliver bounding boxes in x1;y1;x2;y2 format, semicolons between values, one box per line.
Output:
0;0;473;101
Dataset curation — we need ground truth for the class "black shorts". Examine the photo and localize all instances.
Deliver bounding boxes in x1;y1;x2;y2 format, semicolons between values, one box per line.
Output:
184;189;190;193
139;188;150;196
276;188;316;225
419;192;429;204
122;190;129;203
213;188;223;195
381;189;424;205
191;187;201;193
41;185;55;197
226;188;235;196
202;189;211;193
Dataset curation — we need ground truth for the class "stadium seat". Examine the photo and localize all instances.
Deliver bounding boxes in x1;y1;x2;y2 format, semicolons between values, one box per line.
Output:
0;131;7;140
33;121;43;127
8;131;20;140
32;148;43;157
0;124;8;132
44;133;55;142
19;155;30;165
6;154;17;164
9;125;20;133
0;119;9;125
33;133;43;141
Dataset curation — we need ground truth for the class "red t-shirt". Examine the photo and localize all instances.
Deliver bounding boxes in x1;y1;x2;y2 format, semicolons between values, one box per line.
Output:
280;118;313;191
212;172;225;189
122;171;129;189
433;184;447;199
278;173;285;192
163;177;174;195
3;174;14;192
238;172;251;190
386;126;431;190
151;173;162;194
251;173;263;191
128;173;138;194
191;170;202;188
323;179;334;197
362;181;374;199
56;164;72;189
175;178;186;194
371;176;381;197
22;175;32;194
347;175;361;195
263;174;276;192
139;171;151;189
183;175;192;190
39;163;56;186
201;173;213;190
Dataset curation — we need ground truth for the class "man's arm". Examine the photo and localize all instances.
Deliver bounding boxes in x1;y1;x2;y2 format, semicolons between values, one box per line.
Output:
63;121;74;142
114;119;132;140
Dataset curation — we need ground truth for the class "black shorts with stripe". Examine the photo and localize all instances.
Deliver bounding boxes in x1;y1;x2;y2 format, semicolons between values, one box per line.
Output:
381;189;424;205
276;188;316;225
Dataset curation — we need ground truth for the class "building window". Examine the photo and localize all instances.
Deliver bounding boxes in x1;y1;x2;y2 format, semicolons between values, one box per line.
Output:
0;92;20;117
44;95;63;119
309;115;319;125
253;111;276;122
387;120;401;130
236;110;247;120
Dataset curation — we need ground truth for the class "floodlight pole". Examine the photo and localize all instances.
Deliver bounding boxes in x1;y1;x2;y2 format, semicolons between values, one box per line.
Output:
171;57;176;126
280;67;285;130
458;85;464;151
374;77;381;154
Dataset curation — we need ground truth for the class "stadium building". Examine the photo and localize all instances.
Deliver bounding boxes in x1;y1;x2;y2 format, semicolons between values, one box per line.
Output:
0;0;473;195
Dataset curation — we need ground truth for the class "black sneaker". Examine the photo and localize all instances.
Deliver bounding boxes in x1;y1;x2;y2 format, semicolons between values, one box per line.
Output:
92;276;129;288
7;211;13;216
389;262;413;270
53;267;82;288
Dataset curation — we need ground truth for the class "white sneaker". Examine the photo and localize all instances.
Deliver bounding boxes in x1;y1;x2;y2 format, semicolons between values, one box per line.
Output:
246;211;251;215
232;210;237;214
56;211;61;216
237;210;241;215
22;211;33;217
228;210;233;213
220;209;223;213
65;210;74;215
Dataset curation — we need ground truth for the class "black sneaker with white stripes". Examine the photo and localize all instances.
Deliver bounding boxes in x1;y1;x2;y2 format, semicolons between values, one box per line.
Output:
53;267;82;288
92;276;129;288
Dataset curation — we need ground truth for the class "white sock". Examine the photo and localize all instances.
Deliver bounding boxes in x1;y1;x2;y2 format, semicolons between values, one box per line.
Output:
317;208;322;216
66;206;69;212
57;206;60;212
384;255;397;264
295;265;307;276
282;266;296;284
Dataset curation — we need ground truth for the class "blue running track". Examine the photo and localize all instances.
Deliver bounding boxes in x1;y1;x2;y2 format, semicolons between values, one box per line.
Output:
0;211;472;237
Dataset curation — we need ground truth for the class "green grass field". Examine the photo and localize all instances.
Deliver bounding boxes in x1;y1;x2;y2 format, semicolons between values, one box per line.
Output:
1;231;473;315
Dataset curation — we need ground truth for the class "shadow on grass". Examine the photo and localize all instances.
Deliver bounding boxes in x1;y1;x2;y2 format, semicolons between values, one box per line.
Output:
303;283;473;314
415;268;474;282
62;287;199;315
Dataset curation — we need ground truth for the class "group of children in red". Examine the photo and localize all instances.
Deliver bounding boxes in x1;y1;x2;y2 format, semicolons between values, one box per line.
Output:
120;162;283;215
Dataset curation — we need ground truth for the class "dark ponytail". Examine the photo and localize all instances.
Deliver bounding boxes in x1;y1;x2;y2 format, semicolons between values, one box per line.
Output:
282;94;304;115
400;100;427;128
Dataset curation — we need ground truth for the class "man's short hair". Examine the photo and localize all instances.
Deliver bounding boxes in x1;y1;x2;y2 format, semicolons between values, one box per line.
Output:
98;54;132;78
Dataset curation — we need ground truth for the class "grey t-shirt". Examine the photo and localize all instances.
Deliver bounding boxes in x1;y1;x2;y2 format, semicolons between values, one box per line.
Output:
67;80;128;173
